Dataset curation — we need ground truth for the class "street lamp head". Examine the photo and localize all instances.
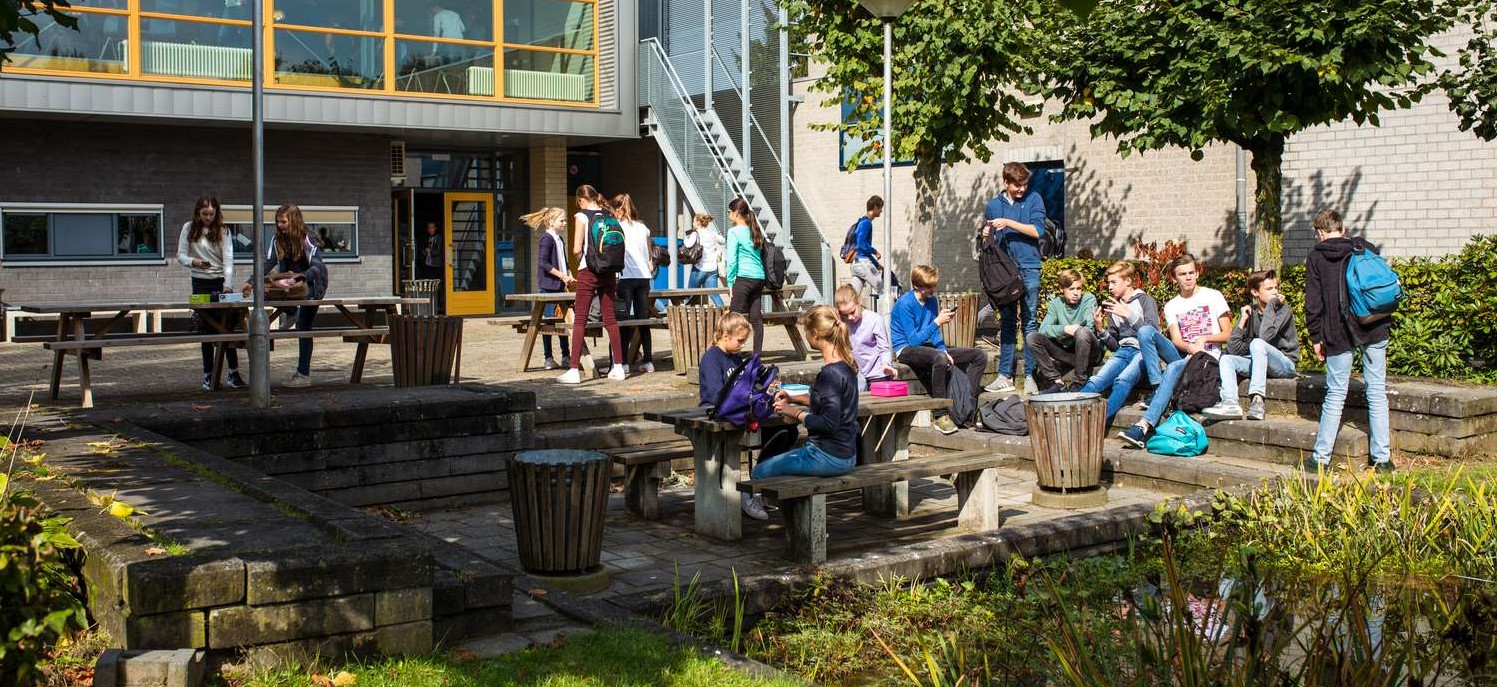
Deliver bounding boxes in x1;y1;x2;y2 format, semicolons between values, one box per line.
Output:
856;0;916;20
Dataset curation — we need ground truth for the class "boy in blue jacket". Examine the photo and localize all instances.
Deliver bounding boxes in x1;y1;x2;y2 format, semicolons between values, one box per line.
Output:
890;265;987;435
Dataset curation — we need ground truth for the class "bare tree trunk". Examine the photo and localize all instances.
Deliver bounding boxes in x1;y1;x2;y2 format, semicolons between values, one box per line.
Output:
908;158;943;269
1249;138;1285;270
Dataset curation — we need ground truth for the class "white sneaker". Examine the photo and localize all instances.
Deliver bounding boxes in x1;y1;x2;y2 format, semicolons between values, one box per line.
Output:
556;368;582;384
1024;376;1039;395
607;364;628;381
638;361;656;374
285;372;311;388
1202;401;1244;420
985;375;1015;394
741;493;769;521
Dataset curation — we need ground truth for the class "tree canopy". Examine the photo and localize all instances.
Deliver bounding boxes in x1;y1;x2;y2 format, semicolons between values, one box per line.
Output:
2;0;77;66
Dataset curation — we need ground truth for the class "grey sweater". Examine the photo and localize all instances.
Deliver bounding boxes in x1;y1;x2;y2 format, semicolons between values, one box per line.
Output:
1226;298;1300;362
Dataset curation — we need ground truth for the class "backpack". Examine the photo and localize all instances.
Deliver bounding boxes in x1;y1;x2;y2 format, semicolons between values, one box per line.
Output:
1146;410;1209;457
678;230;703;265
1038;217;1066;260
945;365;977;428
761;240;789;291
585;209;626;275
839;220;860;264
709;354;779;429
1345;244;1403;324
1172;351;1221;414
979;394;1028;435
978;240;1024;308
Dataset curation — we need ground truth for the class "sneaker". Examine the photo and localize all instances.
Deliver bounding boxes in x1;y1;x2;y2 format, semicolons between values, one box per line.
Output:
607;364;628;381
1369;459;1396;474
741;493;769;521
543;357;561;370
638;361;656;374
556;368;582;384
201;374;213;391
1024;376;1039;395
978;333;1000;349
225;371;247;389
1247;396;1266;421
1039;384;1065;396
1134;399;1151;411
1299;457;1330;474
285;372;312;388
933;415;959;435
985;375;1015;394
1118;423;1148;449
1201;401;1244;420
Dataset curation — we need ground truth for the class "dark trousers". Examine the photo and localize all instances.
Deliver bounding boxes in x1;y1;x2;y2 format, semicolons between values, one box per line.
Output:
539;287;570;362
729;277;765;353
615;277;653;361
191;277;239;374
896;345;987;419
294;304;318;376
1026;329;1103;389
569;268;623;369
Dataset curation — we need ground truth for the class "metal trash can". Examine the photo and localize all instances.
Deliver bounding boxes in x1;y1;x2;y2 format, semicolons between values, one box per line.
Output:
389;314;463;386
1025;392;1109;508
401;279;441;316
507;450;611;583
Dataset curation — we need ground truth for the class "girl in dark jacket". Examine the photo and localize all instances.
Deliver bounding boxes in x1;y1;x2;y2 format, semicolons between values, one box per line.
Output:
523;207;574;370
244;204;328;388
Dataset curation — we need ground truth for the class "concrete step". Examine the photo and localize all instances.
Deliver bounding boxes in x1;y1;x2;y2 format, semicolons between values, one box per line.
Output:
1111;407;1367;466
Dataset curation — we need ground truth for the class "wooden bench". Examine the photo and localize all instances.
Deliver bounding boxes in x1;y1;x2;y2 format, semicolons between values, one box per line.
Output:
41;327;390;351
510;317;665;337
737;449;1007;564
603;439;696;519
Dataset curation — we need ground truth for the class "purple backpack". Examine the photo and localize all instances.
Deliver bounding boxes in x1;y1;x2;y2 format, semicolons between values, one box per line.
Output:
709;354;779;429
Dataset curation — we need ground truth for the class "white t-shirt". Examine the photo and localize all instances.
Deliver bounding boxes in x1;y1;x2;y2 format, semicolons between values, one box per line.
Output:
1164;287;1231;358
620;219;654;280
691;224;723;272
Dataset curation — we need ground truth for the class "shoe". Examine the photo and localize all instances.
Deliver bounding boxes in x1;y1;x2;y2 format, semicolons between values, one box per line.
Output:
985;375;1015;394
201;374;213;391
741;493;769;521
557;368;582;384
607;364;628;381
543;357;561;370
1369;460;1396;474
1299;457;1330;474
285;372;311;388
1118;424;1148;449
978;334;1000;348
1024;376;1039;395
1247;396;1266;421
933;415;959;435
1039;384;1065;396
638;361;656;374
1201;401;1244;420
1134;399;1150;411
225;371;247;389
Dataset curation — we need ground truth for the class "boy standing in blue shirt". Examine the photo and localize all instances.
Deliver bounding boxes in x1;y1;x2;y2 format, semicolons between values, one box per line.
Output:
890;265;987;435
981;162;1047;395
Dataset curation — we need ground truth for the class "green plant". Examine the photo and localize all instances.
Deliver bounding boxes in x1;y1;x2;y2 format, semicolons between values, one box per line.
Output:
1;489;87;686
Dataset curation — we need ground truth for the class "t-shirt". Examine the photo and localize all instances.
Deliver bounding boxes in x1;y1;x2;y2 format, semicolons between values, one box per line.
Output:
620;219;654;280
1164;287;1231;358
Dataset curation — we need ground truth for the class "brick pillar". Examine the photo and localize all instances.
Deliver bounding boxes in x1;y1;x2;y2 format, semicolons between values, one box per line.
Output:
528;137;570;291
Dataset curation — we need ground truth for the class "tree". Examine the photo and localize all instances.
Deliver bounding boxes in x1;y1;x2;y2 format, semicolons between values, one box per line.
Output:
1;0;78;66
1047;0;1454;268
1442;0;1497;141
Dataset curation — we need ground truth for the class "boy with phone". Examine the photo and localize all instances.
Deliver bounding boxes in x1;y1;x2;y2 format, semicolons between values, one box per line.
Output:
890;265;987;435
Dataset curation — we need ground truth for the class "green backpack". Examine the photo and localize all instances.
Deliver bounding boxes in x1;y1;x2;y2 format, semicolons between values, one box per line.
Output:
586;209;626;275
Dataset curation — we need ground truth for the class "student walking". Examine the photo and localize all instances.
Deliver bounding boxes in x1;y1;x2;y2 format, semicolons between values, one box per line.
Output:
890;265;987;435
242;204;328;388
1026;268;1102;394
559;185;627;384
848;195;885;298
177;195;244;391
1201;270;1300;420
982;162;1048;395
523;207;573;370
1303;209;1394;473
724;197;767;354
683;213;724;306
613;193;656;373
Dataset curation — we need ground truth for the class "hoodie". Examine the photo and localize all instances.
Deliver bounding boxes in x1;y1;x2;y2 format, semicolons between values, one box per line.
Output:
1305;236;1392;357
1226;297;1300;362
1099;290;1160;352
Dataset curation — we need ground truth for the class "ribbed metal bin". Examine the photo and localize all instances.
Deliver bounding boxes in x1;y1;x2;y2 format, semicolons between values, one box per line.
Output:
506;450;610;574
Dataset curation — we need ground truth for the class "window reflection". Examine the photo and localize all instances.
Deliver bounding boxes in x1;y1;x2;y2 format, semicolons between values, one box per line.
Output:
394;0;492;42
139;19;252;80
503;0;592;50
6;12;128;74
274;29;384;89
272;0;383;32
504;49;590;101
396;41;494;96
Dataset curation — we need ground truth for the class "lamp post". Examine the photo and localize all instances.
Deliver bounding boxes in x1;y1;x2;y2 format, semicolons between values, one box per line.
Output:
854;0;915;315
248;0;270;407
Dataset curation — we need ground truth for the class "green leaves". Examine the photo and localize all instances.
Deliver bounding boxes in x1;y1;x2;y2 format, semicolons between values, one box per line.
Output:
0;1;80;66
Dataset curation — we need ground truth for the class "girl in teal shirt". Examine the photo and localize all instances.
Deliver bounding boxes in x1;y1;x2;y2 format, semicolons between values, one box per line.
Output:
724;197;767;353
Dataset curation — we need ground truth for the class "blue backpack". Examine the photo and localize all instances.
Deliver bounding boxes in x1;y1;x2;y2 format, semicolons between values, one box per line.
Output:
1345;244;1403;324
710;354;779;429
1146;411;1208;457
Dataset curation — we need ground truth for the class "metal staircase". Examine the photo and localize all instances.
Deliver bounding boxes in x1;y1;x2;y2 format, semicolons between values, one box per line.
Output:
637;38;830;304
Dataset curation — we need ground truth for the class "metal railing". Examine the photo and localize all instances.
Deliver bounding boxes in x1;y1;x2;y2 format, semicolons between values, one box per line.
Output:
639;39;743;223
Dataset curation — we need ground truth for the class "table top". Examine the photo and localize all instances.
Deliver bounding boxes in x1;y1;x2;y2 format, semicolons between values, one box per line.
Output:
18;297;416;314
506;284;806;305
644;394;952;432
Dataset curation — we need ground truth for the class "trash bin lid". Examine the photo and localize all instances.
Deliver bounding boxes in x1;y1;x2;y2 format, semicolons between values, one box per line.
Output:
513;449;608;466
1026;391;1103;404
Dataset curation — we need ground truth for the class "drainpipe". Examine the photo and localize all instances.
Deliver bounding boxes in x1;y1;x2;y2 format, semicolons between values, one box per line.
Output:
1236;146;1248;266
779;1;792;288
704;0;713;111
666;172;679;289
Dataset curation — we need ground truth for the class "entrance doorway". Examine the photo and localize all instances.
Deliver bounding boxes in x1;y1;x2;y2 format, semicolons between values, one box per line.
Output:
443;192;495;316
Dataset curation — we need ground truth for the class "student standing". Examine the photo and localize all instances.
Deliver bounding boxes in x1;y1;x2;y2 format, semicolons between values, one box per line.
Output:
848;195;885;299
177;195;244;391
613;193;656;373
1026;269;1102;394
560;185;627;383
684;213;724;306
242;204;328;388
890;265;987;435
1202;270;1300;421
523;207;573;370
982;162;1047;395
724;197;767;354
1303;209;1394;473
834;284;896;391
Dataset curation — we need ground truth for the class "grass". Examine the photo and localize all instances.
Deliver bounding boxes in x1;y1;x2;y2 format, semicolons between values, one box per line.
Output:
230;625;804;687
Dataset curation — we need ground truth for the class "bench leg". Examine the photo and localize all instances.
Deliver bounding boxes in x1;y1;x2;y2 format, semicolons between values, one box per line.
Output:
624;462;672;520
690;428;743;541
77;349;93;409
783;495;827;564
954;468;1003;531
861;414;911;518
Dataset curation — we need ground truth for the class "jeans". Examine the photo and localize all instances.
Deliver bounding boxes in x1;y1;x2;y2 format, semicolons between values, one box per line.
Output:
1137;325;1182;386
294;304;318;376
689;268;723;306
752;439;855;479
1313;339;1390;465
1140;356;1189;428
569;268;624;369
191;276;239;374
729;277;765;353
849;258;883;297
1026;328;1103;388
998;267;1041;380
616;277;653;360
895;345;986;420
539;289;570;362
1081;347;1143;423
1218;338;1296;402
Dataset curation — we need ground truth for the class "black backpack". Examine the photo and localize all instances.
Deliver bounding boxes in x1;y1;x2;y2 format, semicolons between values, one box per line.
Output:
945;365;977;428
761;240;789;291
585;209;626;275
979;394;1028;435
1039;217;1066;260
839;220;860;263
1172;351;1222;414
978;240;1024;308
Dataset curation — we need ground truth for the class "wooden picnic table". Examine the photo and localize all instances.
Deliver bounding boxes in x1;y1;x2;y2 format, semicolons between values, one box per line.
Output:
17;296;416;407
643;393;953;541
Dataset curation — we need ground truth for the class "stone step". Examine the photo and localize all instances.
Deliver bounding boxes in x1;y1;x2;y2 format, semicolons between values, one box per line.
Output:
531;391;697;432
1111;407;1367;465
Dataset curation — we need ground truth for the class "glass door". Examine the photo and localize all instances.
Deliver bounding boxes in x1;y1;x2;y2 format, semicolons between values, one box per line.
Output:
392;188;415;293
443;192;495;315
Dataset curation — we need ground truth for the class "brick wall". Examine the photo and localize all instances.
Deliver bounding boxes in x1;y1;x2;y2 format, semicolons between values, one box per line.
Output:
0;120;393;303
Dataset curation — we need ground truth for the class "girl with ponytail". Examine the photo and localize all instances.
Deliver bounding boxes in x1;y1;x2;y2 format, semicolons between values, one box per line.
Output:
724;197;768;353
559;184;627;383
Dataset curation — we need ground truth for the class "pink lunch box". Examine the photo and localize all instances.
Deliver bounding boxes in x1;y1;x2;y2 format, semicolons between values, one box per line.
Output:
869;381;908;397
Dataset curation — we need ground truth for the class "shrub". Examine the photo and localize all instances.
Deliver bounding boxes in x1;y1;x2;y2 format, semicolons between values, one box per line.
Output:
1;481;87;686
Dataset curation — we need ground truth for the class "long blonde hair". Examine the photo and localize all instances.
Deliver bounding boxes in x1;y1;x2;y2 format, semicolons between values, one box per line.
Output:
521;207;565;231
610;193;640;223
799;305;853;365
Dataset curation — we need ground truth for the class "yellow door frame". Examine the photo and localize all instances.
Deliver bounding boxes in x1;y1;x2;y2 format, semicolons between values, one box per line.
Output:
443;192;496;316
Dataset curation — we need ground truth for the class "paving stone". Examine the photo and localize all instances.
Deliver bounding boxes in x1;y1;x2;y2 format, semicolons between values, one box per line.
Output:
123;556;246;615
243;544;430;605
124;609;208;649
94;648;206;687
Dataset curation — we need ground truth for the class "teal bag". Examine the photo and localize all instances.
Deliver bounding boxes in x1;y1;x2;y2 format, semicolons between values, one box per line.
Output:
1146;410;1209;457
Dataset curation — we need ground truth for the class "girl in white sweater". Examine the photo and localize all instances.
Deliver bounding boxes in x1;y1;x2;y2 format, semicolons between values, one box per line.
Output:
176;195;243;390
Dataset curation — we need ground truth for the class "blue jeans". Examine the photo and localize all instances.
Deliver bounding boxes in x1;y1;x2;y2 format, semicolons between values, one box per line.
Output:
751;440;855;479
689;268;723;306
1137;325;1182;386
1140;356;1189;428
540;291;570;362
1218;338;1296;402
294;304;318;376
998;267;1041;380
1081;347;1144;424
1313;339;1390;465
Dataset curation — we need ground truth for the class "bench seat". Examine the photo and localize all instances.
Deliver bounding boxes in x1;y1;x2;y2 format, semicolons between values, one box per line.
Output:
603;439;695;519
43;327;389;351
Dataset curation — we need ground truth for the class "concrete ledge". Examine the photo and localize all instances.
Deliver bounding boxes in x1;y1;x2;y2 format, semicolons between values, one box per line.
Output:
95;648;206;687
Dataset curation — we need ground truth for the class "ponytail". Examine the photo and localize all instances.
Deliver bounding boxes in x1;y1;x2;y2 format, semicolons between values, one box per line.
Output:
728;197;762;249
799;305;853;365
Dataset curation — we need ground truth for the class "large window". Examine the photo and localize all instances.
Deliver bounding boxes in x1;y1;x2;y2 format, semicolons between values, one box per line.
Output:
7;0;600;105
0;205;163;262
222;206;360;260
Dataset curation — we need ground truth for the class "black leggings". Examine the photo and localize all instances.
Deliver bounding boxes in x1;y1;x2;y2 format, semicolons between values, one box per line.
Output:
615;277;653;360
191;276;239;374
729;277;765;353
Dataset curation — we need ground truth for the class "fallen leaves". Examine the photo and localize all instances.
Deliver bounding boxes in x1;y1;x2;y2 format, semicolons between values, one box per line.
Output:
107;501;136;519
311;670;357;686
450;648;479;663
144;546;168;556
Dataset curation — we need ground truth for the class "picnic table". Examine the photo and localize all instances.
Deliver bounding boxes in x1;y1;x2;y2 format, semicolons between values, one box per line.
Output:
642;394;953;542
16;297;415;407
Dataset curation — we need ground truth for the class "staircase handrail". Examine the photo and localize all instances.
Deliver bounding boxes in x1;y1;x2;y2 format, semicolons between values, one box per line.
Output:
639;39;753;204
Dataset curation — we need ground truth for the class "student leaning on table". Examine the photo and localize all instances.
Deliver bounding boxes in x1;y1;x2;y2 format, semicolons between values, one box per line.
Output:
178;194;245;391
241;204;328;389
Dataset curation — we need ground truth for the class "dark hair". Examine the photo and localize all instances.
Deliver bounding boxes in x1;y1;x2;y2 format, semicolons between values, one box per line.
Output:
575;184;605;208
189;195;224;244
1246;269;1278;294
1165;253;1200;280
1001;162;1032;186
728;197;762;249
866;195;884;212
1313;209;1344;235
